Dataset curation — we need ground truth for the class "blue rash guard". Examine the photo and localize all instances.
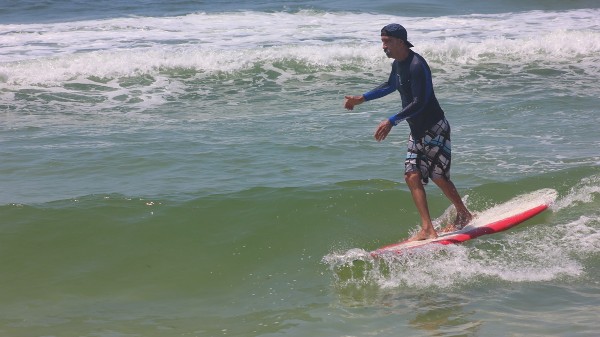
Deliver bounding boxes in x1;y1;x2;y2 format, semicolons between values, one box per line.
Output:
362;50;445;140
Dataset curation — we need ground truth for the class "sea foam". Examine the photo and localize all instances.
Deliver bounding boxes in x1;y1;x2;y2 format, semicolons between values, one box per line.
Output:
1;9;599;86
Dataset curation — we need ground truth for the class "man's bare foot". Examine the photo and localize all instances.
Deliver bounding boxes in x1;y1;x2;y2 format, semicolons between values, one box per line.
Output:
440;212;473;233
407;228;438;242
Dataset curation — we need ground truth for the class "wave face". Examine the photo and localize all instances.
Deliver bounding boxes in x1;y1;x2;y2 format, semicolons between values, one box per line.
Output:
1;172;600;335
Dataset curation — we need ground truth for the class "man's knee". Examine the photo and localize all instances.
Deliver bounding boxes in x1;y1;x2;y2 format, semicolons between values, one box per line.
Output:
404;171;421;184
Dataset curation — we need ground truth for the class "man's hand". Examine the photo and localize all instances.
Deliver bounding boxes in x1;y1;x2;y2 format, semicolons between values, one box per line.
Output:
344;95;365;110
374;120;392;142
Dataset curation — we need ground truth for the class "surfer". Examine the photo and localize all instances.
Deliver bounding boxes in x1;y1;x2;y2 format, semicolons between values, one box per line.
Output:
344;24;472;241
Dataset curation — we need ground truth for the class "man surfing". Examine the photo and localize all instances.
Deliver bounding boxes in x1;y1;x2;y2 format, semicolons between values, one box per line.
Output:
344;24;472;241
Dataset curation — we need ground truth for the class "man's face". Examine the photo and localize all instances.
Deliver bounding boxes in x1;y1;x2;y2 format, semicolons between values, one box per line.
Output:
381;35;404;59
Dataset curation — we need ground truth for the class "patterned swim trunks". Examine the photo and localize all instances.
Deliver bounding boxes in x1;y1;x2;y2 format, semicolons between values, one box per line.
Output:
405;117;451;185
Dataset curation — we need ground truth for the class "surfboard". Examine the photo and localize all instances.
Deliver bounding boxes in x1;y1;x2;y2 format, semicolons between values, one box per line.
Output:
371;188;558;257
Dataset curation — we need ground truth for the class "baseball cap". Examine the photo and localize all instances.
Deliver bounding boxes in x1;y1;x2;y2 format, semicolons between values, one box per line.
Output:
381;24;414;48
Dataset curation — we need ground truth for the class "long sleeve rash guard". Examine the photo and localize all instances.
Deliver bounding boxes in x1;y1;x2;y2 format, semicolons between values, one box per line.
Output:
362;51;445;140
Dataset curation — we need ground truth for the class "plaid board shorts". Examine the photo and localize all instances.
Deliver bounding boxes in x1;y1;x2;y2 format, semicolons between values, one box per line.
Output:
405;117;451;185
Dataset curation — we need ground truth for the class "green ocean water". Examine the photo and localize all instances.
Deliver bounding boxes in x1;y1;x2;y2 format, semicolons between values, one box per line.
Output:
1;169;599;336
2;1;600;336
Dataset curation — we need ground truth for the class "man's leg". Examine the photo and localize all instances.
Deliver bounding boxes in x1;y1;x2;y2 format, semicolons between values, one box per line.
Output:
432;177;472;232
405;171;438;241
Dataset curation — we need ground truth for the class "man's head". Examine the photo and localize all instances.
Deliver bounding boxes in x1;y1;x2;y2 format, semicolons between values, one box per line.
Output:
380;24;413;60
381;24;414;47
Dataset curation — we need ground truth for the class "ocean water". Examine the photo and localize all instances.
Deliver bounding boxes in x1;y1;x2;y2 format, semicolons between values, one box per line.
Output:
1;1;600;336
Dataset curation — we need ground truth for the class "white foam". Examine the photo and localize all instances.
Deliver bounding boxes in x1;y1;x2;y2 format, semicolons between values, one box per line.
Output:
322;188;600;290
552;175;600;211
1;9;598;86
324;217;594;290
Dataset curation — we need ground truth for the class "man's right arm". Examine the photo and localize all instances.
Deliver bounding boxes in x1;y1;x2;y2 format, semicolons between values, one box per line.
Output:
363;62;397;101
344;62;397;110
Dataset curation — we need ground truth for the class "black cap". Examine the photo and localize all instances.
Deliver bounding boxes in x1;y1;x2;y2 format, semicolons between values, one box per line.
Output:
381;24;414;48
